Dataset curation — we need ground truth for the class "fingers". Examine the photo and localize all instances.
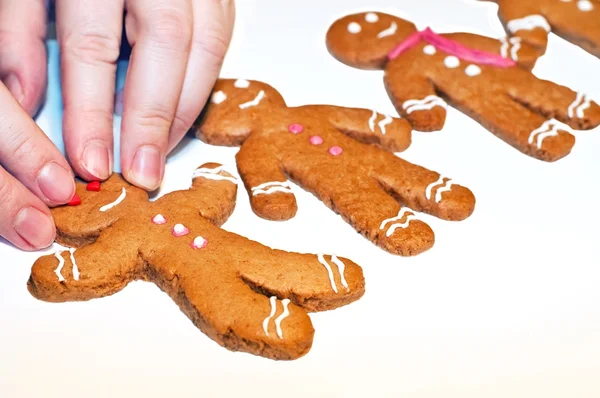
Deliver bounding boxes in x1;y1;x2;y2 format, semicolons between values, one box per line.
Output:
0;166;56;251
0;0;48;114
120;0;193;190
56;0;124;181
166;0;235;152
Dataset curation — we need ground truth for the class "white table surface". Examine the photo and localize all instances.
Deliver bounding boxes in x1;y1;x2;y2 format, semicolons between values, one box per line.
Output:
1;1;600;397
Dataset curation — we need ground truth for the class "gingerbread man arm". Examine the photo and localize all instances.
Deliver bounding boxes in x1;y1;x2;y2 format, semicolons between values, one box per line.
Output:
384;58;448;132
29;221;142;302
153;163;238;227
236;135;298;221
314;105;412;153
494;0;550;52
443;32;542;70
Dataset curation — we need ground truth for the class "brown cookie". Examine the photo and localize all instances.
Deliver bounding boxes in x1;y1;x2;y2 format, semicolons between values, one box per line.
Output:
483;0;600;59
326;11;600;162
195;79;476;257
28;163;365;360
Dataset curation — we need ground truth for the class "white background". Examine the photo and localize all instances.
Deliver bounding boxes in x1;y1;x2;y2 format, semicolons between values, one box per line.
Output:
1;0;600;396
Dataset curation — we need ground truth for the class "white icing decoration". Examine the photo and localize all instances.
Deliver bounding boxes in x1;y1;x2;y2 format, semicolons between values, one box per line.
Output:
193;166;238;184
331;255;349;291
380;208;418;237
274;299;291;339
423;45;437;55
377;22;397;38
211;90;227;104
54;251;65;282
500;37;522;61
403;95;447;114
368;110;378;132
465;64;482;77
99;187;126;212
425;176;454;203
263;296;277;336
234;79;250;88
578;0;593;12
378;115;393;135
444;55;460;68
365;12;379;23
348;22;362;34
528;119;567;149
251;181;292;196
192;236;208;249
368;111;393;134
53;244;79;282
317;253;338;293
567;92;591;118
507;15;551;33
239;90;266;109
173;224;188;236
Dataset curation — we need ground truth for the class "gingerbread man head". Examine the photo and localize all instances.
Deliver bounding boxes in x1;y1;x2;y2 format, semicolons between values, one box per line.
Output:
326;11;418;69
196;79;476;257
29;163;365;360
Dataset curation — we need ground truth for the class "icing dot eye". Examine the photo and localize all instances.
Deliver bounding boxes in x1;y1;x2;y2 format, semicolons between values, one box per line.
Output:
67;194;81;206
234;79;250;88
172;224;190;237
444;56;460;68
347;22;362;34
465;64;482;77
365;12;379;23
211;91;227;104
288;123;304;134
152;214;167;225
423;45;437;55
86;181;101;191
309;136;323;145
578;0;593;11
328;146;343;156
191;236;208;249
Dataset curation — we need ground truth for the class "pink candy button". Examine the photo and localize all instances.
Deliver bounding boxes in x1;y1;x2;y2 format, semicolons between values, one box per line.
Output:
328;146;343;156
152;214;167;225
288;123;304;134
309;136;323;145
191;236;208;249
172;223;189;237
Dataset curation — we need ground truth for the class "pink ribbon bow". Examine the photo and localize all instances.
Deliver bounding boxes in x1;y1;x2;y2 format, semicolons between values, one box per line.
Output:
388;27;516;68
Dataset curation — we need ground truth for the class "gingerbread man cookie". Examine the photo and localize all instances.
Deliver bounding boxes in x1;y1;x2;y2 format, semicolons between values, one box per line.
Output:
28;163;365;360
483;0;600;59
326;11;600;162
194;79;476;257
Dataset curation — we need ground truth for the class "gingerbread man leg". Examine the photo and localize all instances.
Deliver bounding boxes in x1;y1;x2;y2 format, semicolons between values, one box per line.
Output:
373;157;476;222
236;135;298;221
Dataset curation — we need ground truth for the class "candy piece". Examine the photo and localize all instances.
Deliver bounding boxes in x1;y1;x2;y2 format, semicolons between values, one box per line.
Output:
172;223;189;237
191;236;208;249
86;181;101;192
309;136;323;145
67;194;81;206
152;214;167;225
328;146;343;156
288;123;304;134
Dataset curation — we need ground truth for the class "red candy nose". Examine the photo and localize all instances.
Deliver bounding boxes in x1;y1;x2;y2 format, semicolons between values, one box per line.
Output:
67;194;81;206
86;181;101;191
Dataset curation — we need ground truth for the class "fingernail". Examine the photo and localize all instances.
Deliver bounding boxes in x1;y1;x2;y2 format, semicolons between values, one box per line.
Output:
130;145;164;190
14;207;55;249
81;141;111;180
37;162;76;204
2;74;24;104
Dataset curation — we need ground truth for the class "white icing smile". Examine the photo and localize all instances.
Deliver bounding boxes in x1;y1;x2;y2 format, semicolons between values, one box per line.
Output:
377;22;398;38
239;90;266;109
99;187;127;212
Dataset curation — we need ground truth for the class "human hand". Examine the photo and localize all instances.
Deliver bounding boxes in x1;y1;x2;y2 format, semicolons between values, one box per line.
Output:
1;0;235;192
